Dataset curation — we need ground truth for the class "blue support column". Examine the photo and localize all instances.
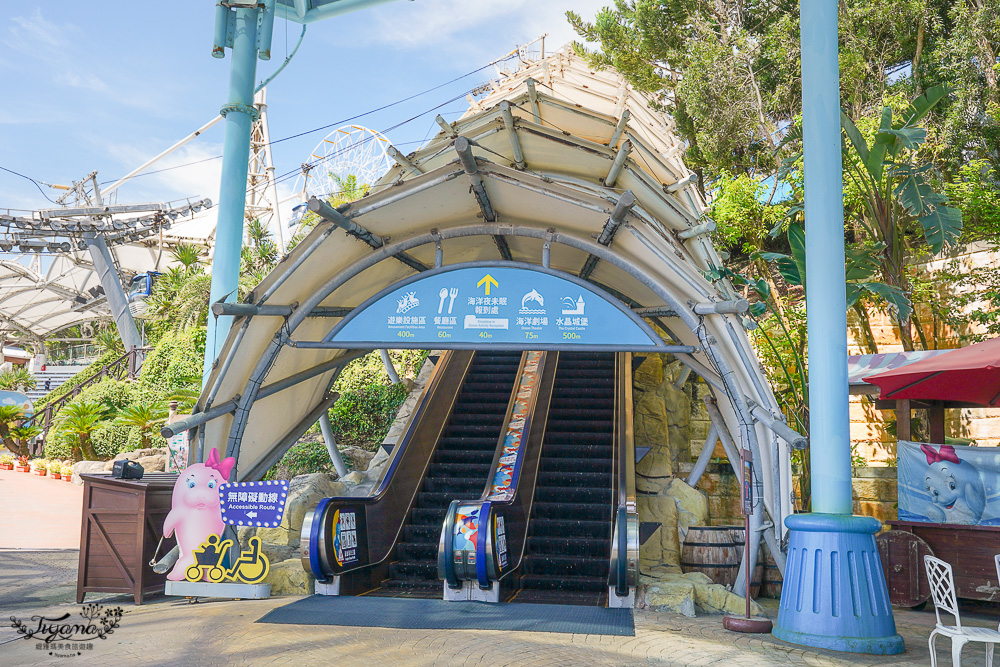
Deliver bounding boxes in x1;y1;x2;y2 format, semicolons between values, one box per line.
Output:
203;5;265;384
771;1;904;654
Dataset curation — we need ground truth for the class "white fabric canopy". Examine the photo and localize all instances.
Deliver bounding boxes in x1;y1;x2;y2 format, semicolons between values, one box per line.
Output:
198;49;796;543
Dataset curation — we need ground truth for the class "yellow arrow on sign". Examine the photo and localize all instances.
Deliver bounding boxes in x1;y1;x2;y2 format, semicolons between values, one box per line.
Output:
477;274;499;295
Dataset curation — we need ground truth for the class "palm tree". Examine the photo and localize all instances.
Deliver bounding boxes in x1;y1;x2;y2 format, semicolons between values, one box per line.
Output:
115;402;168;449
9;425;41;457
55;401;107;461
0;367;36;392
0;405;26;457
170;243;204;272
94;325;124;356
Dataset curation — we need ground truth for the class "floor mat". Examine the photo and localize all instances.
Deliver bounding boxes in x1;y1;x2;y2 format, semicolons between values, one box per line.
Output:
257;595;634;636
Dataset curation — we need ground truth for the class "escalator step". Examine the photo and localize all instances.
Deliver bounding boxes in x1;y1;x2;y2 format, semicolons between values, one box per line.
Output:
532;501;612;519
534;487;613;506
526;536;609;557
404;523;446;543
435;449;495;464
539;457;612;474
428;462;491;478
388;560;439;580
547;408;615;420
421;477;486;494
518;574;607;592
543;433;613;446
537;471;610;488
410;507;447;524
529;518;611;539
522;555;610;578
544;419;614;433
396;541;438;561
417;491;457;507
436;436;500;449
540;444;613;459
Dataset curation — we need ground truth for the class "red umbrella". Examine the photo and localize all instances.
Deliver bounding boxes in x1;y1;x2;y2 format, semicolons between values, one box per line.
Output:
864;337;1000;406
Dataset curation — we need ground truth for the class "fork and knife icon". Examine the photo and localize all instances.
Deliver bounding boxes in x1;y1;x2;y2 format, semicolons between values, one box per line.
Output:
438;287;459;314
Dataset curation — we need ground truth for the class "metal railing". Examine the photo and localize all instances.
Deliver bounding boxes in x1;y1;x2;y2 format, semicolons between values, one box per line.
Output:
29;347;148;451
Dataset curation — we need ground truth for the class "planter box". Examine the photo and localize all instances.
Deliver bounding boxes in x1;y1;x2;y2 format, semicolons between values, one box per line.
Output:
63;475;73;482
51;472;61;480
16;466;29;473
34;470;46;476
0;464;12;470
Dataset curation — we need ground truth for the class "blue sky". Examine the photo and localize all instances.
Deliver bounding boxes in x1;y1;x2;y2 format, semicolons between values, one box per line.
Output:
0;1;606;219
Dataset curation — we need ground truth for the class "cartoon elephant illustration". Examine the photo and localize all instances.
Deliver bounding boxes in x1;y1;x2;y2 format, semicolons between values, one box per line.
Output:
921;444;986;524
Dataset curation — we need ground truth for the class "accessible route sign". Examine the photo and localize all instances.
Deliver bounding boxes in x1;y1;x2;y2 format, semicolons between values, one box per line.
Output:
325;263;664;349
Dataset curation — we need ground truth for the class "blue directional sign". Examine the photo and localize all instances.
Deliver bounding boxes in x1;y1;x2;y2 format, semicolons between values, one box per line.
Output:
219;480;289;528
325;262;666;350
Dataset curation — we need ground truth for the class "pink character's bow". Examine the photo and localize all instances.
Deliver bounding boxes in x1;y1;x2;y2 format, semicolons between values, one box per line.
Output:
205;447;236;479
921;443;960;466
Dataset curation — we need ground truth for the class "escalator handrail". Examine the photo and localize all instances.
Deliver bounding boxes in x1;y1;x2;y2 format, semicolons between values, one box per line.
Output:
440;499;460;589
373;350;458;497
439;351;555;589
610;352;638;594
305;350;475;579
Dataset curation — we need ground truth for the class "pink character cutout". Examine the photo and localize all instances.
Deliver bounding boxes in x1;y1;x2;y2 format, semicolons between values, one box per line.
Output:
162;447;235;581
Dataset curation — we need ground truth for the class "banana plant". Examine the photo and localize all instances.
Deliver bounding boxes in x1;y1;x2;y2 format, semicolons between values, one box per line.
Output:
840;85;960;349
774;86;960;350
757;222;912;321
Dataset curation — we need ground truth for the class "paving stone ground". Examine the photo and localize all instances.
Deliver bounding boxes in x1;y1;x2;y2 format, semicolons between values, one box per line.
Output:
2;548;999;667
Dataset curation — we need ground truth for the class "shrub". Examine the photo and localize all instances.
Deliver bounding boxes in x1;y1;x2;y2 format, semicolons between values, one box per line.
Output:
263;439;343;481
329;382;409;448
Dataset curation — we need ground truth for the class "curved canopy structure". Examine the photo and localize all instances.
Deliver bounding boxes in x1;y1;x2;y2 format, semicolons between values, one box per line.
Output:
196;48;799;549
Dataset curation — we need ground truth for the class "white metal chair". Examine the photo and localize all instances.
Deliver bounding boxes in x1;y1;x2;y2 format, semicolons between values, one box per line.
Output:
924;555;1000;666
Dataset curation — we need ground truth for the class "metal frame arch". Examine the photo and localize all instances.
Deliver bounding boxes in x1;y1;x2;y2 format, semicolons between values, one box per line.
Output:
220;222;766;490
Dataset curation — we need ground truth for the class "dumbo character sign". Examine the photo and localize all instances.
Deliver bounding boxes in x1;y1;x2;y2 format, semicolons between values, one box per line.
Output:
162;448;235;581
898;440;1000;526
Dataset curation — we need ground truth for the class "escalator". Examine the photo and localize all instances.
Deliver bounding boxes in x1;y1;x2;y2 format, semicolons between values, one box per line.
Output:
438;351;636;607
371;350;521;597
302;349;522;597
512;352;616;606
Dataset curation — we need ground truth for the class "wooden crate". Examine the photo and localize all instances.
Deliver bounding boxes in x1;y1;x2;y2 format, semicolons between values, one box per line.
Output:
886;520;1000;603
77;473;178;605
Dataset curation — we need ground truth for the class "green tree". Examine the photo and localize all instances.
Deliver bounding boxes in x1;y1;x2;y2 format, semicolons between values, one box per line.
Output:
0;405;27;457
0;366;36;392
55;401;107;461
114;402;168;449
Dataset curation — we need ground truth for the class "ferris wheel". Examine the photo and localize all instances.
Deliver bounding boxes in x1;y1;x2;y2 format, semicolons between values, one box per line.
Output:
294;125;394;204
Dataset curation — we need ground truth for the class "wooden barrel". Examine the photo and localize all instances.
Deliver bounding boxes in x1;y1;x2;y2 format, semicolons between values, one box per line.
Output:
761;546;782;599
727;527;764;598
680;526;743;588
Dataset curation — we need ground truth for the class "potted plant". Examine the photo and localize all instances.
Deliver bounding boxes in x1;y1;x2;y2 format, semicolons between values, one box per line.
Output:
16;455;29;472
31;458;47;476
62;463;74;482
0;453;13;470
50;463;61;480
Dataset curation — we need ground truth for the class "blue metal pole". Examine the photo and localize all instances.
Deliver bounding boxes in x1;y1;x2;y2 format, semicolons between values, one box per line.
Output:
203;6;262;384
801;1;851;515
772;1;903;654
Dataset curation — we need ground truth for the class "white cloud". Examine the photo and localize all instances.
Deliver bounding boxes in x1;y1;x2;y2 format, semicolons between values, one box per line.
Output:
56;72;109;93
364;0;606;60
7;8;67;51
